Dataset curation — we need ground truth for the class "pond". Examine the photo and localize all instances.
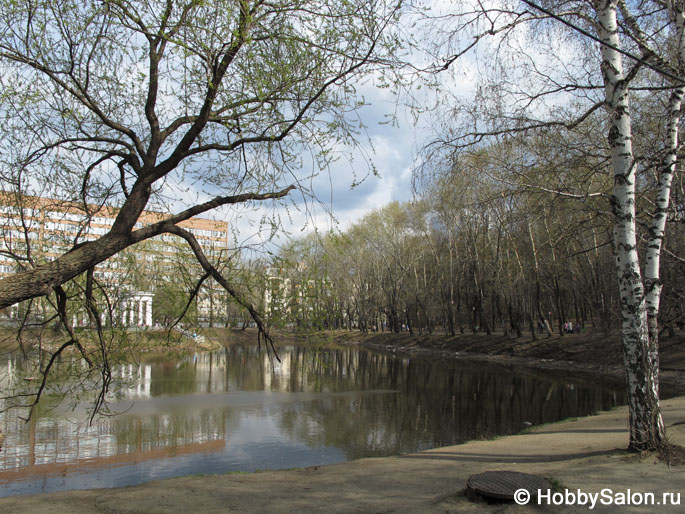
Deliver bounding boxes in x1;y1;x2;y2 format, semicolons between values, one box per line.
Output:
0;342;625;497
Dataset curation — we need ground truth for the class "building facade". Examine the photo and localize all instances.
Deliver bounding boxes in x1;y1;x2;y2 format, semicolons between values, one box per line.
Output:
0;194;230;327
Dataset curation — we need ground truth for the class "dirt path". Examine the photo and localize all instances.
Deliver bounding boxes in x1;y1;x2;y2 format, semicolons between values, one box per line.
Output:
1;397;683;513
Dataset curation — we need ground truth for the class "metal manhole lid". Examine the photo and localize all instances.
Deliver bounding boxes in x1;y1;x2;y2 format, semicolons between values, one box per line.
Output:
466;471;549;501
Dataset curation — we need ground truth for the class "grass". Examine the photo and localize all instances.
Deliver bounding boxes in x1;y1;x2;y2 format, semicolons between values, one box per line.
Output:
545;476;565;492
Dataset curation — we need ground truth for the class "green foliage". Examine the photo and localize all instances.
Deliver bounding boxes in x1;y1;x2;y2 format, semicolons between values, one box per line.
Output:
152;283;198;327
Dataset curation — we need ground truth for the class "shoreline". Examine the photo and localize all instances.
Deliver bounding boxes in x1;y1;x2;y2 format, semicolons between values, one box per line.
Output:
1;328;684;512
5;326;683;396
1;396;683;513
226;328;685;396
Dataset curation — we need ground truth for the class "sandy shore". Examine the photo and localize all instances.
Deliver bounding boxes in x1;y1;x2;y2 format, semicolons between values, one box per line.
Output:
1;396;683;513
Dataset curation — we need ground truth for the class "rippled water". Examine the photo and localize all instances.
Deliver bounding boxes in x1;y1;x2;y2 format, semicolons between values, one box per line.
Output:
0;342;625;497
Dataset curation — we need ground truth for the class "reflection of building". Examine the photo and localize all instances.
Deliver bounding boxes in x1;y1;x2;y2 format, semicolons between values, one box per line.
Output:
262;351;292;391
0;413;225;483
0;194;229;326
116;363;153;397
0;355;228;481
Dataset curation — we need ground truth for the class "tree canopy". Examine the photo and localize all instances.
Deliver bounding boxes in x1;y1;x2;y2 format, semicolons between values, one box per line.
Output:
0;0;400;316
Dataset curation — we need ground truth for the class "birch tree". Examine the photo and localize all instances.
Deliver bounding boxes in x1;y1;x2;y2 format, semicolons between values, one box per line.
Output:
417;0;684;451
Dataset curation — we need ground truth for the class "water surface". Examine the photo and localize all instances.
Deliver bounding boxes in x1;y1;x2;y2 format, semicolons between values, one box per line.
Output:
0;342;625;497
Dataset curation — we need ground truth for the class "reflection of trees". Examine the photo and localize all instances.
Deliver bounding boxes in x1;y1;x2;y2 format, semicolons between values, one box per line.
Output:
222;344;625;459
2;343;626;477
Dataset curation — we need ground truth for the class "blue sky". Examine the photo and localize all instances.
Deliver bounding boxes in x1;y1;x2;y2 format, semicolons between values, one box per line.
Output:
204;79;424;253
162;0;483;254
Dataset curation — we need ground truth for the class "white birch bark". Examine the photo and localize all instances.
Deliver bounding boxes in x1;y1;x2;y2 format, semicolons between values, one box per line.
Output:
643;84;682;409
594;0;665;450
645;5;685;341
641;2;685;449
644;88;682;316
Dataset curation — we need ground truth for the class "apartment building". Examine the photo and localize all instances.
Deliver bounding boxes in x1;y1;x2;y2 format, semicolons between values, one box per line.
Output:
0;194;229;327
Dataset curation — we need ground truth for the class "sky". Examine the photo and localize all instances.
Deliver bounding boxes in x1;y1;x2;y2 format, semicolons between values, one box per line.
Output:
248;0;588;255
210;25;473;253
141;59;425;256
275;84;420;233
208;0;484;255
205;74;430;254
152;1;480;256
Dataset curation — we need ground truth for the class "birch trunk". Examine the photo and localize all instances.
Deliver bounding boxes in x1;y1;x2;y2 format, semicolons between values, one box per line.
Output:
644;4;685;364
595;1;664;451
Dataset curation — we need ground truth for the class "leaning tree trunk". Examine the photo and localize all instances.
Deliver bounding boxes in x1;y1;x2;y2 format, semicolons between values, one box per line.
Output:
596;1;664;451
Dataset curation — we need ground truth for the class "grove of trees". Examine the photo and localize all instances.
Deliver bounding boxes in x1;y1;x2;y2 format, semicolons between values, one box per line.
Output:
419;0;685;452
262;0;685;452
266;133;683;344
1;0;684;452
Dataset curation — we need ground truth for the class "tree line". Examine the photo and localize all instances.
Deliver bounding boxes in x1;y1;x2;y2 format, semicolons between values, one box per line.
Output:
263;134;684;339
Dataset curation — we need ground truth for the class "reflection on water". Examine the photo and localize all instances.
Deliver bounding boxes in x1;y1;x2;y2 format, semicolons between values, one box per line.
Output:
0;343;625;496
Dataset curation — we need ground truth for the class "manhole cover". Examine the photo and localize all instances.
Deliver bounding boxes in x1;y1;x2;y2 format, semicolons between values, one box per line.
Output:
466;471;549;502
